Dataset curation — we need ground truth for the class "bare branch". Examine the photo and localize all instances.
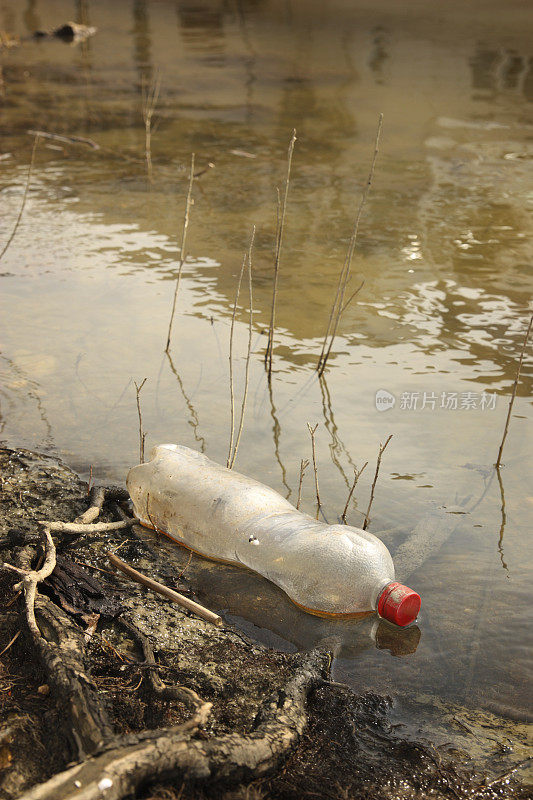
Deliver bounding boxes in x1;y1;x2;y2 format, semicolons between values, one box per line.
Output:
317;114;383;375
134;377;148;463
229;226;256;470
341;462;368;523
307;423;321;519
296;458;309;510
227;251;247;468
495;312;533;468
362;434;392;530
265;130;297;379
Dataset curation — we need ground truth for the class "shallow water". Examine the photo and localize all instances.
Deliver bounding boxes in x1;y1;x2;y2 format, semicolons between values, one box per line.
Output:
0;0;532;731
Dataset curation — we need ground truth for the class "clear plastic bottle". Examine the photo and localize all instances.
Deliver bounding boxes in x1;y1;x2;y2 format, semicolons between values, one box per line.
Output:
127;444;421;626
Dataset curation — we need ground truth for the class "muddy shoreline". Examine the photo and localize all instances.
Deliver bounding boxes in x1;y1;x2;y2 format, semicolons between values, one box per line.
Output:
0;446;529;799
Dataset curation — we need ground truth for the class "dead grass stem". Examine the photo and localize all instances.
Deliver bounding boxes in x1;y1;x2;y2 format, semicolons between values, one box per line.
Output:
362;434;392;530
165;153;195;352
495;312;532;468
317;114;383;375
265;130;297;380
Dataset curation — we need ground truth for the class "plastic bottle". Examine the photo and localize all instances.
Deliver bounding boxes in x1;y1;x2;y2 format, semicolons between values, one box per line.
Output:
127;444;421;626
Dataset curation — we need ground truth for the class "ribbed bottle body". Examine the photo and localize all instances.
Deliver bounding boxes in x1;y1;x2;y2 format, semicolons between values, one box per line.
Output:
127;444;395;616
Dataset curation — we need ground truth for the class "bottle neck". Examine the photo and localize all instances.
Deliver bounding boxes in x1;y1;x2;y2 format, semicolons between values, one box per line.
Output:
371;580;395;611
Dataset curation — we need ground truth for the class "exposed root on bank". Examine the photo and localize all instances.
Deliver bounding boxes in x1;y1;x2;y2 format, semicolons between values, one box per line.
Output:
20;649;327;800
2;478;329;800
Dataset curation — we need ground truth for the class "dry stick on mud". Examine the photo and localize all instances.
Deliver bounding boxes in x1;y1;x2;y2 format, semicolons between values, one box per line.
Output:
265;130;297;380
134;377;147;463
307;423;321;519
107;551;223;626
165;153;195;352
362;434;392;531
341;461;368;523
317;114;383;376
229;226;256;470
0;132;39;261
495;312;533;468
141;71;161;184
296;458;309;510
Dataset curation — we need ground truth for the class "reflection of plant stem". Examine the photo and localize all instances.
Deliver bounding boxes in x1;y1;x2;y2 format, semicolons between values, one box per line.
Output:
165;153;195;352
296;459;309;510
495;312;532;468
141;71;160;184
134;378;147;463
319;373;358;490
495;466;508;574
229;227;256;470
307;423;321;519
342;462;368;523
0;133;39;261
317;114;383;375
166;350;206;453
265;130;297;380
268;379;291;498
362;434;392;530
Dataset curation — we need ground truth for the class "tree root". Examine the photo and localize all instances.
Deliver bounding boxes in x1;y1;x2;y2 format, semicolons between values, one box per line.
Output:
20;649;328;800
2;484;330;800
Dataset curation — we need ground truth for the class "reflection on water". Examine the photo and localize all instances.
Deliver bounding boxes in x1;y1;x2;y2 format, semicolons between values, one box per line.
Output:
0;0;532;730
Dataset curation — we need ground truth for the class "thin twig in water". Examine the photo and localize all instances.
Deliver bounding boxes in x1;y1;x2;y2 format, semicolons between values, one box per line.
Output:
265;130;297;380
134;378;147;463
229;226;256;470
296;459;309;510
307;423;321;519
341;462;368;523
165;153;195;352
0;133;39;261
495;312;533;468
227;252;247;468
317;114;383;376
141;72;161;184
362;434;392;530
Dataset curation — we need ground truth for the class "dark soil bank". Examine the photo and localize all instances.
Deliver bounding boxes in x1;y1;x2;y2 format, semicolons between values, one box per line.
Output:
0;447;529;800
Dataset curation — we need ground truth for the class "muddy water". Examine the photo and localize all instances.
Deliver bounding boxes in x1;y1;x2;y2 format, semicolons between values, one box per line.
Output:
1;0;532;733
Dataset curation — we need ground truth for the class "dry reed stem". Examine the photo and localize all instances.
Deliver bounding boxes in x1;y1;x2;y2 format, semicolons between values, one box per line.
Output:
229;226;256;470
362;434;392;530
306;423;321;519
341;461;368;523
227;253;247;468
265;130;297;379
165;153;195;352
296;458;309;510
317;114;383;375
495;312;533;468
134;378;147;463
141;72;161;184
107;551;222;626
0;133;39;261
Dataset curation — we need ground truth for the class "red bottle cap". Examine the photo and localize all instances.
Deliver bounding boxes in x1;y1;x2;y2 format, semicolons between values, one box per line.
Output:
378;582;421;627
